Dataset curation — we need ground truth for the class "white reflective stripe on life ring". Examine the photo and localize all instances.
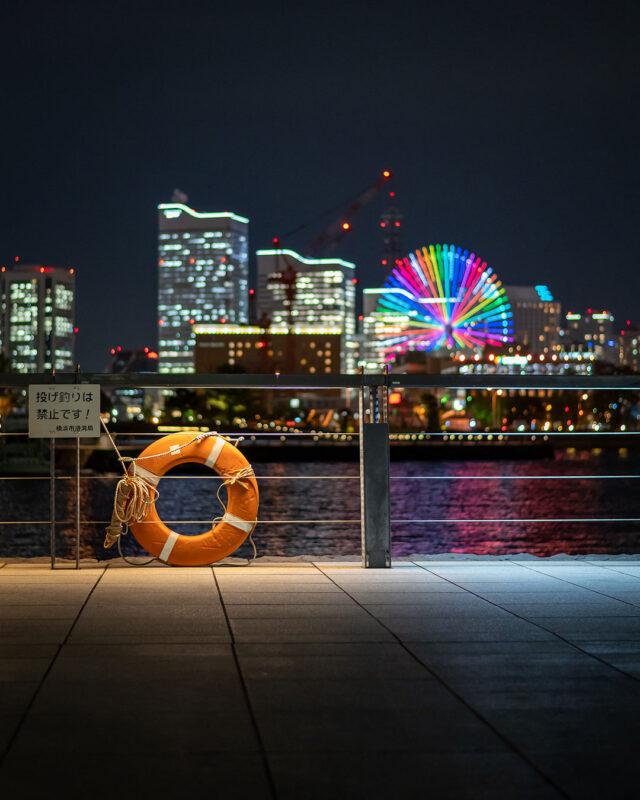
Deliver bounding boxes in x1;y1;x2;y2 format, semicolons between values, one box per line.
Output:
222;512;253;534
135;464;160;486
205;436;225;469
159;531;179;562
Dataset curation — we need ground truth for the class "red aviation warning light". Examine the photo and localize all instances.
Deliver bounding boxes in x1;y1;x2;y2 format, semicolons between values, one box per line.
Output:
272;237;280;246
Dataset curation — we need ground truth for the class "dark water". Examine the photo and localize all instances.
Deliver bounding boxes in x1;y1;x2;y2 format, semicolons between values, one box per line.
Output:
1;449;639;559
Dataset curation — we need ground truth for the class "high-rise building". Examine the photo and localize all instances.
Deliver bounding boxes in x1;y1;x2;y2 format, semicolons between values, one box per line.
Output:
256;249;357;372
157;202;249;373
561;309;618;362
0;264;75;373
502;285;561;353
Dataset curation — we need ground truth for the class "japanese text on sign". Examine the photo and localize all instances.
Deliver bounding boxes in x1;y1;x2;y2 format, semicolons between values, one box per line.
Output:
28;385;101;438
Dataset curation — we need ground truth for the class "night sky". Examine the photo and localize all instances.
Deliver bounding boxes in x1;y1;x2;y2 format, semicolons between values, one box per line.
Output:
3;0;638;370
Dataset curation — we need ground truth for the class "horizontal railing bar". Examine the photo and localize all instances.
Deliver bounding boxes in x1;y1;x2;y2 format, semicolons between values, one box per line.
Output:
69;475;359;480
33;474;640;481
388;375;640;390
391;518;640;523
1;518;639;525
388;475;640;480
1;372;639;391
406;432;640;437
0;475;636;485
107;432;359;437
0;519;362;525
0;431;636;442
0;432;358;438
0;373;363;390
0;475;360;481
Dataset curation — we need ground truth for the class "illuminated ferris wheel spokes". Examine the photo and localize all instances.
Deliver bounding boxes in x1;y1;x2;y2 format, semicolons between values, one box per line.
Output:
376;243;513;355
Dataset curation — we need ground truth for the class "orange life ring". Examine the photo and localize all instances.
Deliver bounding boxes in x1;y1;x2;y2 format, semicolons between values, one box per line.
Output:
128;432;259;566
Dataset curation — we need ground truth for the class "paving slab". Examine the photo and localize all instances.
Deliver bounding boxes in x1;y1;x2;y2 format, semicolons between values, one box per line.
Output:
1;752;272;799
0;604;85;619
235;642;430;680
222;591;355;605
229;616;394;643
225;603;370;619
380;615;556;642
268;751;561;800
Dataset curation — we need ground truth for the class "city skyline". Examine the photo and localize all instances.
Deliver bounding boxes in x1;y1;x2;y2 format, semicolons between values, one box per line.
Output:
0;217;635;374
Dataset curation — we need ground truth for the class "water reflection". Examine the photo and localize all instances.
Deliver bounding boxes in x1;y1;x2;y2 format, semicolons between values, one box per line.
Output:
0;450;638;559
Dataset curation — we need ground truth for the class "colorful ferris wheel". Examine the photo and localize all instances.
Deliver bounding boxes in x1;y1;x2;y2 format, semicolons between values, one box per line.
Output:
375;244;513;354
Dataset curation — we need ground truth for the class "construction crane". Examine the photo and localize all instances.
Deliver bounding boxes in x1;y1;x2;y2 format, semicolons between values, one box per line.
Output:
268;169;392;372
307;170;392;256
269;169;393;315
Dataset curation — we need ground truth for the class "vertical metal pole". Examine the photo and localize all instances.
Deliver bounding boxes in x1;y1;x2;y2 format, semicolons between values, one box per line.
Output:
49;437;56;569
75;437;81;569
359;374;391;568
74;364;82;569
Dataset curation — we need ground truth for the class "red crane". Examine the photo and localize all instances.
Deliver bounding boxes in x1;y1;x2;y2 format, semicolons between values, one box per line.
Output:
267;170;392;371
306;170;392;256
268;169;392;312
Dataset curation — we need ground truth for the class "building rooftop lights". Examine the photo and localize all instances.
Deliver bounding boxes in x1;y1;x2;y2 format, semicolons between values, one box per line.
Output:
256;249;355;270
158;203;249;225
535;285;554;301
193;324;342;336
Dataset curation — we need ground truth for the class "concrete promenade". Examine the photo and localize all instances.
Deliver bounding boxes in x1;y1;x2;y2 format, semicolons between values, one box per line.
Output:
1;557;640;799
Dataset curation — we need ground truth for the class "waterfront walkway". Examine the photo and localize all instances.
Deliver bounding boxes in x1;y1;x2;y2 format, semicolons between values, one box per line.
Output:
1;557;640;799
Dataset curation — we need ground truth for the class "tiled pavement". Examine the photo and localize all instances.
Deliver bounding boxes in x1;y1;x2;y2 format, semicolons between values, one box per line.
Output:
1;558;640;799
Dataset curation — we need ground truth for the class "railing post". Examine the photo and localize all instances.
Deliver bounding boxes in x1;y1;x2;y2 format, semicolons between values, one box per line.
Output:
49;437;56;570
359;371;391;568
75;436;81;569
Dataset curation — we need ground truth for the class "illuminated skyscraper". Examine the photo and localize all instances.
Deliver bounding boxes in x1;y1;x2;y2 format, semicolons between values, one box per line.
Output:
157;202;249;373
562;309;617;362
256;248;357;372
503;285;562;353
0;264;75;373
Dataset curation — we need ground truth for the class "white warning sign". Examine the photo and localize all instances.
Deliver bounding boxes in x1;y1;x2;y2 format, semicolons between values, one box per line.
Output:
28;385;101;438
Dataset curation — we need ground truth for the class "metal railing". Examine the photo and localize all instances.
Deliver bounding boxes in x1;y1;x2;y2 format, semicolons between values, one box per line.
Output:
0;372;638;568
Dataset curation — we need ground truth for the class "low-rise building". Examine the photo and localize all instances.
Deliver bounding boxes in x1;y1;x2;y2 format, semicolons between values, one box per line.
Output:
194;324;342;375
